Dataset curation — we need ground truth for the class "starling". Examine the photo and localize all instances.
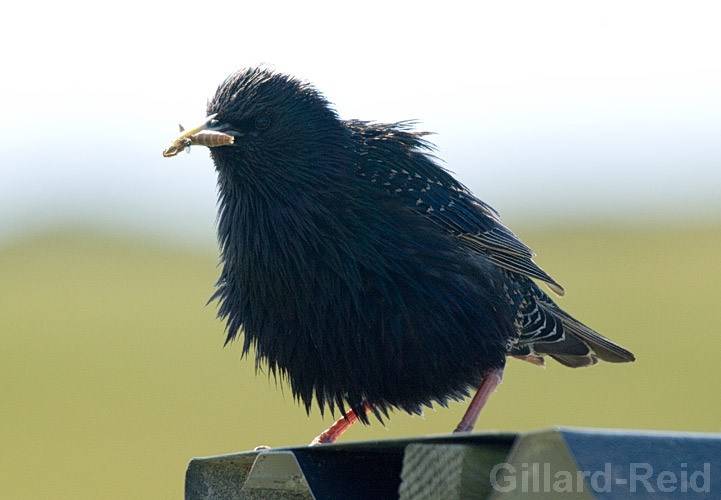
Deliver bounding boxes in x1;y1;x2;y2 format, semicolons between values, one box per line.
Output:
163;67;634;444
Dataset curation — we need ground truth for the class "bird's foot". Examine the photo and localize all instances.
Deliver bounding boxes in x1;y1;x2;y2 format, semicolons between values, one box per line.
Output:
310;403;371;445
453;368;504;433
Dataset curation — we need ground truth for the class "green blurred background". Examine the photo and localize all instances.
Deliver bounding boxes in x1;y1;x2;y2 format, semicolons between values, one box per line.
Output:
2;225;719;498
3;1;721;498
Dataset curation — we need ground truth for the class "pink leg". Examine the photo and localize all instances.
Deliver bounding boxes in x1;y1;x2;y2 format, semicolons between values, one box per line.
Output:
310;403;371;445
453;368;504;433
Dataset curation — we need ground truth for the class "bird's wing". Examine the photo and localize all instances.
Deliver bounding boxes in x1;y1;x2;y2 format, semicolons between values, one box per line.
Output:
405;172;565;296
353;122;564;295
421;185;565;295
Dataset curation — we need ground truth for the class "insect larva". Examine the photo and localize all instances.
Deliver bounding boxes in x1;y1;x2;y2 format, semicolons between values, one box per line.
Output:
190;130;235;148
162;137;192;158
162;118;234;158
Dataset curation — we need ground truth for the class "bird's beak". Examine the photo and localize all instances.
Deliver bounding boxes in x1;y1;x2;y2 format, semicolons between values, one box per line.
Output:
162;113;236;158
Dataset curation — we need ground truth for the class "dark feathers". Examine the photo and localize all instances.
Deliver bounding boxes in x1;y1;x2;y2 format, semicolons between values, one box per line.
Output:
203;67;634;423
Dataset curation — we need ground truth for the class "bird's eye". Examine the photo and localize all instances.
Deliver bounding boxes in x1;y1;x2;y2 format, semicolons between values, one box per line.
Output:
254;115;270;130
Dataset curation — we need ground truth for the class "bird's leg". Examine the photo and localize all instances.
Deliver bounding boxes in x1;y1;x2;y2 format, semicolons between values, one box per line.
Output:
310;402;371;445
453;368;504;433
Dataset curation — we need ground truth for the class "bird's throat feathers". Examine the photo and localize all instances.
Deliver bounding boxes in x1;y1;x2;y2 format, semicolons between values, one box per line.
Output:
212;147;375;336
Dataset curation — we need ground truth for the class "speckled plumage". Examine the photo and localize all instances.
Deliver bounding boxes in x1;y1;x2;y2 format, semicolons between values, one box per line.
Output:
198;67;634;426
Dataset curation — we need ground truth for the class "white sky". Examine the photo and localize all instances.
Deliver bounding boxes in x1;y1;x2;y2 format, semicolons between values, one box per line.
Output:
2;0;720;243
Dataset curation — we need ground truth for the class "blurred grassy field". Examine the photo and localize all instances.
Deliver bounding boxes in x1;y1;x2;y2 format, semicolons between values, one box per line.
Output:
1;225;720;499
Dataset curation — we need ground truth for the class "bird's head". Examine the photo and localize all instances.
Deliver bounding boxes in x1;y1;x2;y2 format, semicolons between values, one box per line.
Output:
165;67;351;191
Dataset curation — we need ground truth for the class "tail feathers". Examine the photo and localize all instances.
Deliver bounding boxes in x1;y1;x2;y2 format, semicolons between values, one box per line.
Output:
513;283;635;368
557;315;635;365
523;316;635;368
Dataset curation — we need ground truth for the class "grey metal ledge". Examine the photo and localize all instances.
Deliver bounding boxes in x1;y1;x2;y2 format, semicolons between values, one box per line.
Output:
186;427;721;499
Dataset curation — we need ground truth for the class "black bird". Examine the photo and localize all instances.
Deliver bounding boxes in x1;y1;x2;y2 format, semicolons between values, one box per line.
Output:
163;67;635;443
